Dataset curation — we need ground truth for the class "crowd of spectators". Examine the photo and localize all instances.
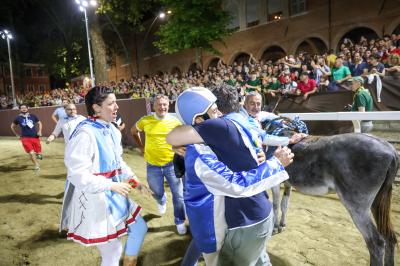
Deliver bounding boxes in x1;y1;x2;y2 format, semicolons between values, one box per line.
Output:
1;33;399;110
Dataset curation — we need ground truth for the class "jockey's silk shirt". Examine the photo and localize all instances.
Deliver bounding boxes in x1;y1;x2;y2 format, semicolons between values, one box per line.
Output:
193;117;272;229
136;113;181;166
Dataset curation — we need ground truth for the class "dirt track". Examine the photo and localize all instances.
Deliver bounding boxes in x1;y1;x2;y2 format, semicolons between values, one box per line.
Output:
0;133;399;266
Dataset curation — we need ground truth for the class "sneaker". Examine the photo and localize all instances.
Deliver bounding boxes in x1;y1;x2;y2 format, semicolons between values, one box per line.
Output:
33;165;40;171
157;203;166;215
36;154;43;160
176;223;187;235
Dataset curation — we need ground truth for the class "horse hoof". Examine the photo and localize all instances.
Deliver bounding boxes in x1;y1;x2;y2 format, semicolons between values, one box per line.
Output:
272;228;279;235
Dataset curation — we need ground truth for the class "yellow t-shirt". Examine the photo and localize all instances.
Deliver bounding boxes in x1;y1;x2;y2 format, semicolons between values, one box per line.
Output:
136;114;181;166
326;54;337;69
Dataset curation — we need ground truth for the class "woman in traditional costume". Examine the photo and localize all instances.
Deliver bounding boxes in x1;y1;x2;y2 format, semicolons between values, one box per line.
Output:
61;86;148;266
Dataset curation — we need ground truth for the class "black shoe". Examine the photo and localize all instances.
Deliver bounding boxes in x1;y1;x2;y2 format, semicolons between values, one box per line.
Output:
36;154;43;160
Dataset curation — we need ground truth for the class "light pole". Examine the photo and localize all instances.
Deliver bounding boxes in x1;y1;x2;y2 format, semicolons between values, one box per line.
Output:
138;11;170;75
0;30;17;109
75;0;97;86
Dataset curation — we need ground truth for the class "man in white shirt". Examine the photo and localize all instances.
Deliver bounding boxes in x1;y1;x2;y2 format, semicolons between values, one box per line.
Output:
46;103;86;145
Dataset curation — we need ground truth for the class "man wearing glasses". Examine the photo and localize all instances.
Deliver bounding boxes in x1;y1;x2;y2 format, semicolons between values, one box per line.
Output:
131;94;187;235
46;103;86;145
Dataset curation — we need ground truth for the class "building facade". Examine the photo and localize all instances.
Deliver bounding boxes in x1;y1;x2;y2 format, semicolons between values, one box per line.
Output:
107;0;400;81
0;63;50;95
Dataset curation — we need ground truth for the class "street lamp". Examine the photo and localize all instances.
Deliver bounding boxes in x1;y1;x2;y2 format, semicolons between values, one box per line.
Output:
75;0;97;86
0;30;17;109
138;11;170;75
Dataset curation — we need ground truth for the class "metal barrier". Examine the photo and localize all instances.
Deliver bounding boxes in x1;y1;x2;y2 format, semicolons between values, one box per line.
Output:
280;111;400;133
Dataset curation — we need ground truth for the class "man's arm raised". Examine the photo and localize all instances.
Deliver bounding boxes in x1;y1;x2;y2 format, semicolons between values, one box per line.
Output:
166;125;205;146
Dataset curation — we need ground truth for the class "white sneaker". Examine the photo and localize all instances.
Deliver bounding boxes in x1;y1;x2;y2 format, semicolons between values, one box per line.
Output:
176;223;187;235
157;203;166;215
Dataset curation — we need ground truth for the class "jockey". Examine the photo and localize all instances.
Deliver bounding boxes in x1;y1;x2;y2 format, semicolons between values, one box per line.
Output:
171;87;292;265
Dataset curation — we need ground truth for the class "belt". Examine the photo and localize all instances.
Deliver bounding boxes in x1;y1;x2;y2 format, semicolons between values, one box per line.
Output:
94;169;122;178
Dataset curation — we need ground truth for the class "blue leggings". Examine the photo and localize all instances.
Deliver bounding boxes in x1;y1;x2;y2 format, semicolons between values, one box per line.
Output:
125;215;148;256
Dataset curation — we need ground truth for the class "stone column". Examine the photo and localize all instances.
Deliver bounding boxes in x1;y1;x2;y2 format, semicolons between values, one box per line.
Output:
259;0;269;23
282;0;289;18
238;0;247;30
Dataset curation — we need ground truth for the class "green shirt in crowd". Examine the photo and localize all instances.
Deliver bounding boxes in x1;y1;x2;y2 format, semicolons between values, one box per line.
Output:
226;79;237;86
332;66;351;81
267;80;281;90
245;79;261;93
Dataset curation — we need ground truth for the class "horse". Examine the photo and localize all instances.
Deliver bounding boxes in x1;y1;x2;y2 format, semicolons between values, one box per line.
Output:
270;133;398;266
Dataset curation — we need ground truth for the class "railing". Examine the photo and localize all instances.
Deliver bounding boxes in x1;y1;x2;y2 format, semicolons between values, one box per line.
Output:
280;111;400;133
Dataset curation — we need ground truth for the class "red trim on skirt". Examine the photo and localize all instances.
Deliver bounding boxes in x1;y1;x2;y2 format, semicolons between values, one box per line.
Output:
67;206;142;245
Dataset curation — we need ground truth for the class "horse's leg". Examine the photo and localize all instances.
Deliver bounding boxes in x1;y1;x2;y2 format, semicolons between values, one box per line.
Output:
337;193;385;266
279;182;292;233
271;185;281;234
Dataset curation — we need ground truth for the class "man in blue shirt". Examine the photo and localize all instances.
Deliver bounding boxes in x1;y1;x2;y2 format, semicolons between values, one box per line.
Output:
51;98;69;123
350;52;369;76
11;104;43;170
168;84;294;265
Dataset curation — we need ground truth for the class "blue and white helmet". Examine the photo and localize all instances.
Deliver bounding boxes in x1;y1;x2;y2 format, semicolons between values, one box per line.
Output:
175;87;217;125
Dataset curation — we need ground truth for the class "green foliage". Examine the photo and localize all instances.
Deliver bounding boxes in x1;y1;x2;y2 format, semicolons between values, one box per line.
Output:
154;0;232;55
97;0;159;30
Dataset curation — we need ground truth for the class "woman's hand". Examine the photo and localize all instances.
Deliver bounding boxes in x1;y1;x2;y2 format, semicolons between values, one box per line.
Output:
110;182;132;197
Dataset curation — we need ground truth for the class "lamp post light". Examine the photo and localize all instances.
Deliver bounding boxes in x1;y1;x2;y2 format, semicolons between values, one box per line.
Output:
75;0;97;87
0;30;17;109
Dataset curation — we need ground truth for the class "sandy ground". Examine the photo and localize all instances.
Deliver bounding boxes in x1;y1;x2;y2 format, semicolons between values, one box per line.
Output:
0;132;399;266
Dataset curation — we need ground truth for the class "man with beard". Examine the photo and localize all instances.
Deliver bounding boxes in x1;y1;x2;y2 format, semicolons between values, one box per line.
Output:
11;104;43;170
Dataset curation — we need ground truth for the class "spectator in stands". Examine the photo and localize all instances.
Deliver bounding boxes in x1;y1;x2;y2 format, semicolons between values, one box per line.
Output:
367;54;386;77
311;57;331;85
326;49;337;68
280;74;298;96
297;72;318;100
385;53;400;75
245;72;261;94
350;52;369;76
329;58;352;91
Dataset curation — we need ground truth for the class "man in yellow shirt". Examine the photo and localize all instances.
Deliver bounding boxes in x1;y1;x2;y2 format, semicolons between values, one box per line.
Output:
131;94;186;235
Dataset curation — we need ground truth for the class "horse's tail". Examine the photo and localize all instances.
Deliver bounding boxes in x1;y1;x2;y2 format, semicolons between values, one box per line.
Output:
371;149;398;247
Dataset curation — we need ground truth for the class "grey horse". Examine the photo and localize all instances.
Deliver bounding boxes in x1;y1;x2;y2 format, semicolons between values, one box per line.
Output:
271;133;398;266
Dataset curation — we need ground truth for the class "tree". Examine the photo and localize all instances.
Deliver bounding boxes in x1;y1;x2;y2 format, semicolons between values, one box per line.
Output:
154;0;232;68
97;0;161;77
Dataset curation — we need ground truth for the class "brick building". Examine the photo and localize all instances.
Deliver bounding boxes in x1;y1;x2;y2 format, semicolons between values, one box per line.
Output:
0;63;50;95
107;0;400;81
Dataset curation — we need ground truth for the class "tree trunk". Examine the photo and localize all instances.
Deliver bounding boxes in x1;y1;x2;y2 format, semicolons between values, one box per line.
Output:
195;48;202;70
90;14;108;84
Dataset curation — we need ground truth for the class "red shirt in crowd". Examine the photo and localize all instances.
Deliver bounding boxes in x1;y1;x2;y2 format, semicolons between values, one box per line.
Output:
297;78;317;94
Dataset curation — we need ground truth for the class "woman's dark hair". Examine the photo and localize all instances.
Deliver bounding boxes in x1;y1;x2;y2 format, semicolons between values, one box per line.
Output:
85;86;113;116
210;83;240;114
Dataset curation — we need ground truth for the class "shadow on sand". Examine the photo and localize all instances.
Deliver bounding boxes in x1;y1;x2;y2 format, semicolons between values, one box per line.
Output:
17;229;66;249
139;236;192;266
142;213;161;223
40;173;67;180
0;193;62;205
0;163;29;172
